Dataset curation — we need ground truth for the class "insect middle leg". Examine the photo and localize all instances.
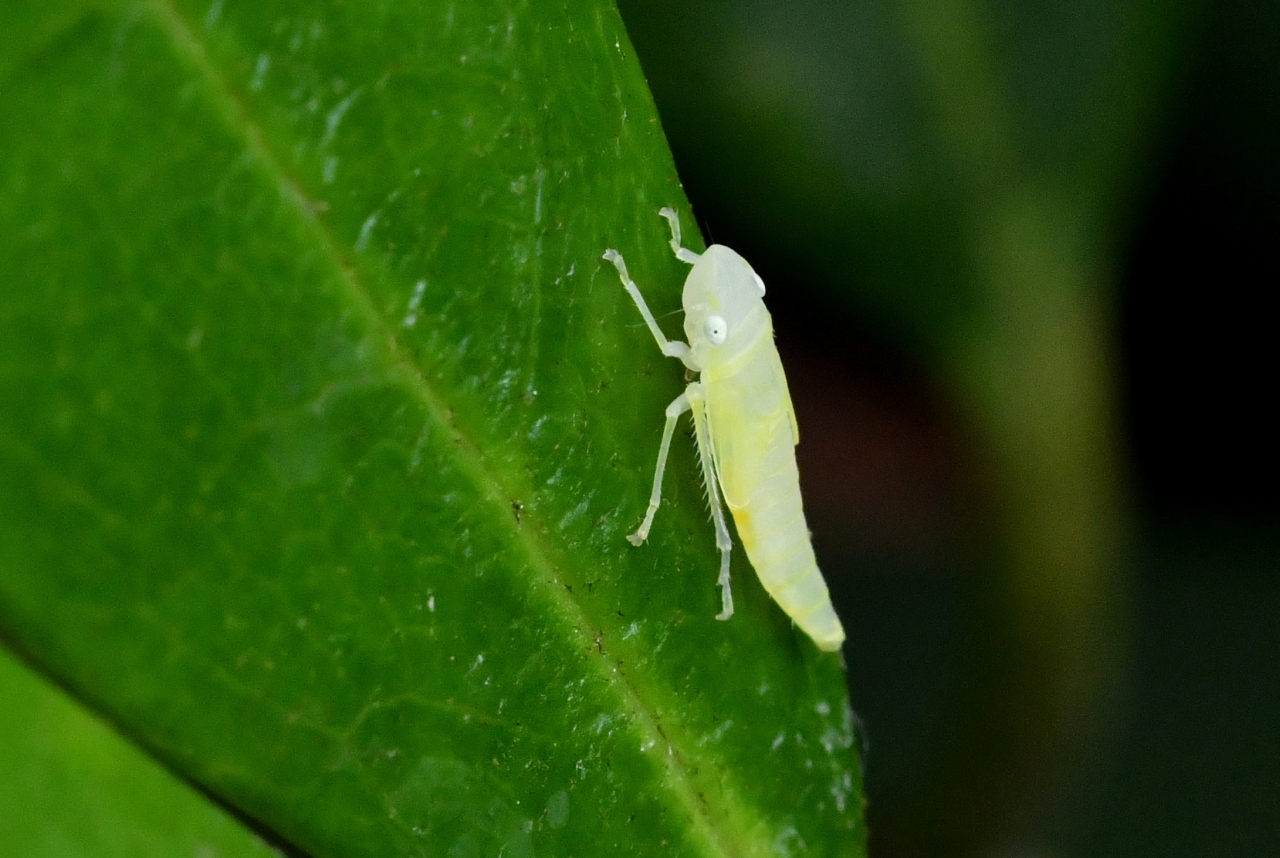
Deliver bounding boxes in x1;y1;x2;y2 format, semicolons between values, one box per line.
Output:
686;382;735;621
627;390;691;546
602;248;690;363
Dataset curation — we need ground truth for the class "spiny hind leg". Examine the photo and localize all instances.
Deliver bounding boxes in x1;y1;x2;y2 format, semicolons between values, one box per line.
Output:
658;207;702;265
629;391;692;546
686;383;734;620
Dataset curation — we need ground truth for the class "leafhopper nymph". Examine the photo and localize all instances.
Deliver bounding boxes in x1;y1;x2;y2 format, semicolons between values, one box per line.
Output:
604;209;845;651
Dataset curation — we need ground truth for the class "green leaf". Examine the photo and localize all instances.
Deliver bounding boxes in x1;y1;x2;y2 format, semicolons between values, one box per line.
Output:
0;646;279;858
0;1;865;856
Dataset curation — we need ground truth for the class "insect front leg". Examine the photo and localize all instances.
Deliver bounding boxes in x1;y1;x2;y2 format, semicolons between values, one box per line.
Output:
628;391;692;546
657;207;702;265
601;248;691;363
686;382;735;621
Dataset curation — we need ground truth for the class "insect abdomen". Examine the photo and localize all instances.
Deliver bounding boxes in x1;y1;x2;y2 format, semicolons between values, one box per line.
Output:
707;339;846;652
732;438;846;652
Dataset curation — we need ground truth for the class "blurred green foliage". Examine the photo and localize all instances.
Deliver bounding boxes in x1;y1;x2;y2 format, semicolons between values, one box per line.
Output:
0;647;279;857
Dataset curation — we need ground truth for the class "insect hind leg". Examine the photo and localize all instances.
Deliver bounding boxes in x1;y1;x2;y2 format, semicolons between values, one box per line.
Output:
658;207;702;265
628;391;692;546
686;383;734;621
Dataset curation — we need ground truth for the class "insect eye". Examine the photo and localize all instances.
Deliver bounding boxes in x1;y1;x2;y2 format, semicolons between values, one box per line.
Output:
704;315;728;345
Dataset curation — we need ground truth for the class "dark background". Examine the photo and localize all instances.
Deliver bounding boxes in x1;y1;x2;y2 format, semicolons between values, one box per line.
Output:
617;0;1278;855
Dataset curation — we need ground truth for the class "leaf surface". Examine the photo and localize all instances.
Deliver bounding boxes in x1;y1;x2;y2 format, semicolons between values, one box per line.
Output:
0;1;865;855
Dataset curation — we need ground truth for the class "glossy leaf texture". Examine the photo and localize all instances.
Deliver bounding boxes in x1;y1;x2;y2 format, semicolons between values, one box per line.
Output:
0;1;865;857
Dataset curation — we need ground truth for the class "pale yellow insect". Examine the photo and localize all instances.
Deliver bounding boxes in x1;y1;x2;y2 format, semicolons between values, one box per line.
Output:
603;208;846;652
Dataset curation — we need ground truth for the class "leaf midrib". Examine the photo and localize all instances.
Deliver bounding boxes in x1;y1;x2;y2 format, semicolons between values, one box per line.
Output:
143;1;753;855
